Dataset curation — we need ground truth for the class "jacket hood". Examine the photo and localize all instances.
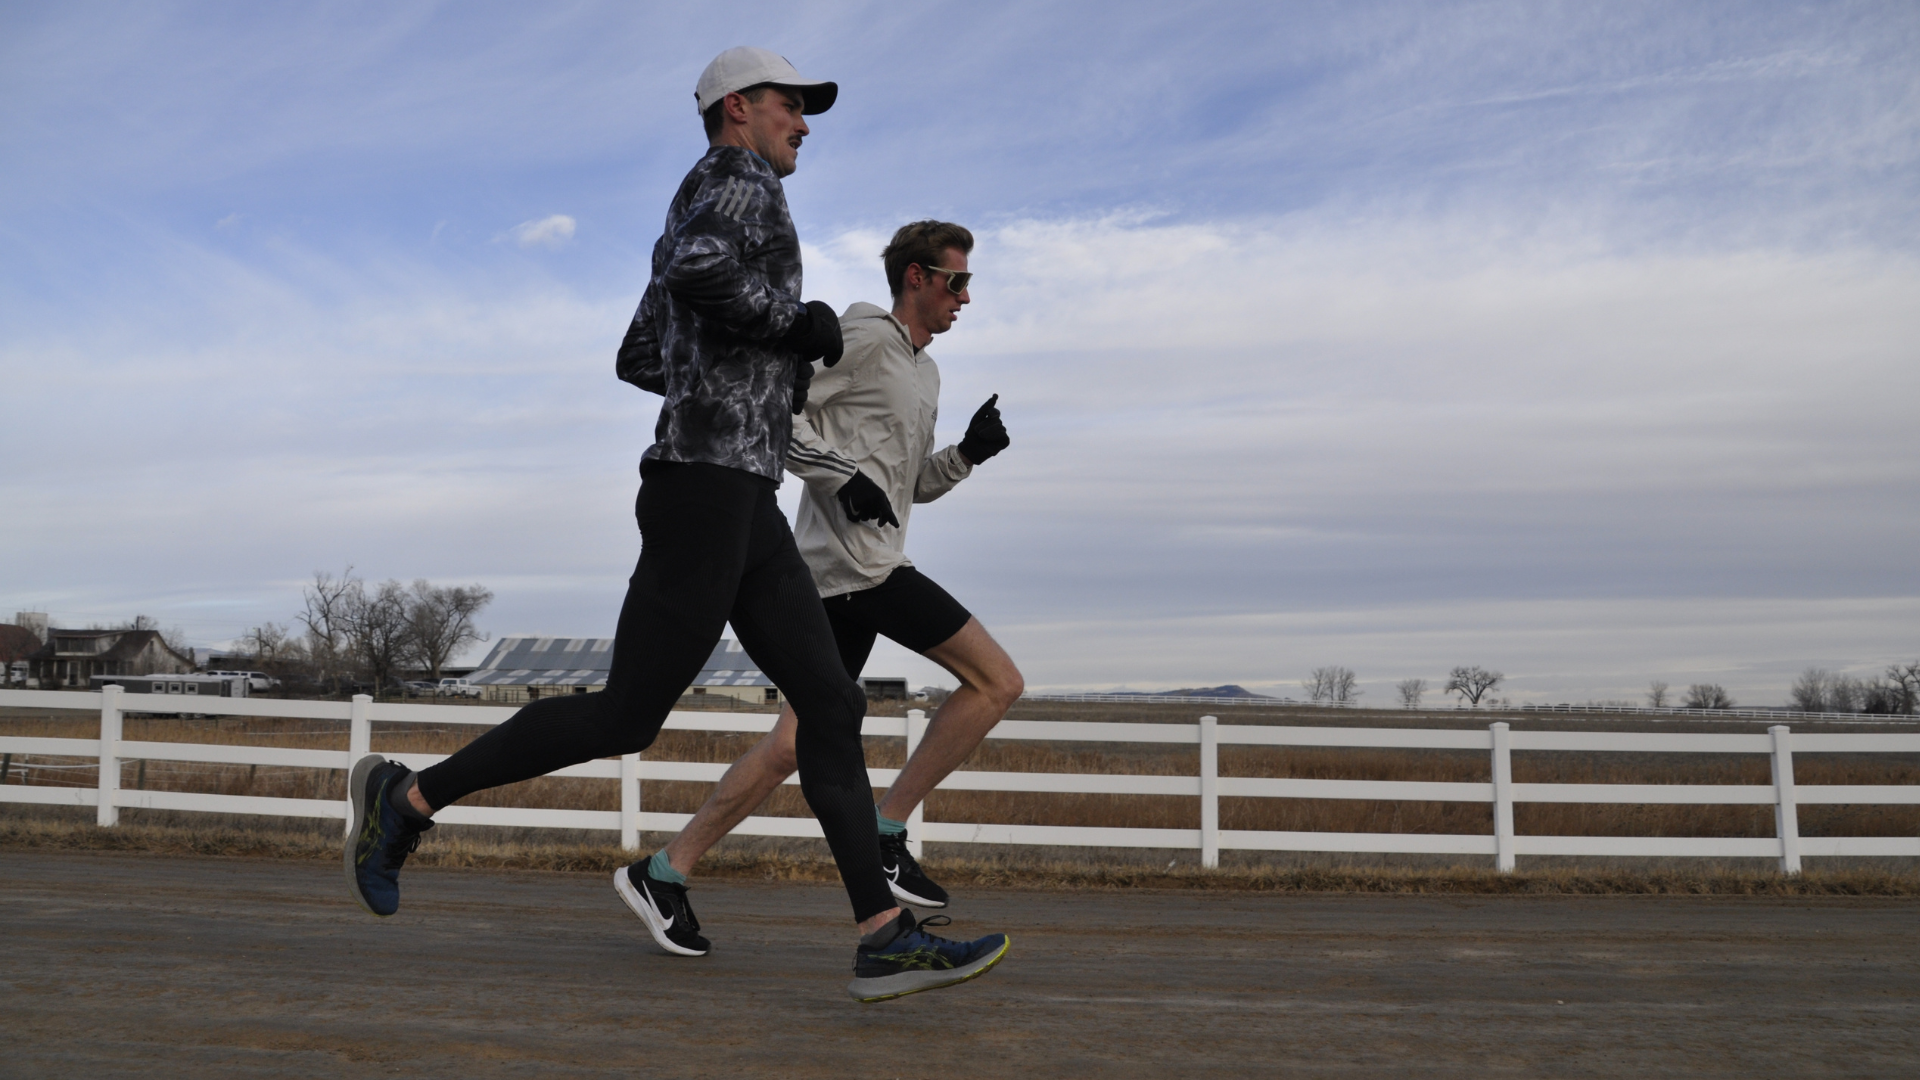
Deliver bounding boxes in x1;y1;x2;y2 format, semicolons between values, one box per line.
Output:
843;301;893;323
842;301;909;346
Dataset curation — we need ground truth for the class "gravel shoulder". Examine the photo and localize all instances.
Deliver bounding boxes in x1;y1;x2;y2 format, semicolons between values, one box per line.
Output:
1;850;1915;1078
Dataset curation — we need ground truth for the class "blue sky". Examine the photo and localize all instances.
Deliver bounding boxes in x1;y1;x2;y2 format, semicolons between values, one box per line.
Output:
4;1;1917;703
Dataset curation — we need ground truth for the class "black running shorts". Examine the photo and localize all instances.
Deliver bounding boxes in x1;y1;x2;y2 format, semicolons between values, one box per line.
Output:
823;565;973;678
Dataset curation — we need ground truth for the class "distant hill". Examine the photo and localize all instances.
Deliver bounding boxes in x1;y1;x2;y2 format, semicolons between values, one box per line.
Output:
1108;684;1276;699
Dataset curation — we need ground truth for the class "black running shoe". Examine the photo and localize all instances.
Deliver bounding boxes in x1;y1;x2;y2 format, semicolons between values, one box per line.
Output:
849;912;1008;1003
879;829;949;908
614;863;710;956
344;754;433;917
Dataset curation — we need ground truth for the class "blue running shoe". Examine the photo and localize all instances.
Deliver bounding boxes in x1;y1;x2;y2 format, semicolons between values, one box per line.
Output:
848;912;1009;1003
344;754;433;917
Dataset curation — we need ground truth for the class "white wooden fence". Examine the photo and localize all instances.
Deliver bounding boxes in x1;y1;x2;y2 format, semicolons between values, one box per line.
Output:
1025;692;1915;724
3;687;1917;873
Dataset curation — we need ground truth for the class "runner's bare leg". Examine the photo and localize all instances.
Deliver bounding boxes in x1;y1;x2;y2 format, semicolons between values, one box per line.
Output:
661;617;1021;873
877;619;1021;822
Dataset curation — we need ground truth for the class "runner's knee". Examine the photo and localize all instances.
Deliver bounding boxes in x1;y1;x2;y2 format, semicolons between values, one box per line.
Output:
768;727;800;774
969;660;1022;713
790;679;869;776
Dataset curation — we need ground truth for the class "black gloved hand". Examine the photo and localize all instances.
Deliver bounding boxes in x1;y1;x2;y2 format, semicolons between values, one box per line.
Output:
790;352;813;415
957;393;1009;465
782;300;844;413
835;470;900;528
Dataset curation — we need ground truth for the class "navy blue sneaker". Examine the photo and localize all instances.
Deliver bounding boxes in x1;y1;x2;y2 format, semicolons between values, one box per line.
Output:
848;912;1009;1003
344;754;433;917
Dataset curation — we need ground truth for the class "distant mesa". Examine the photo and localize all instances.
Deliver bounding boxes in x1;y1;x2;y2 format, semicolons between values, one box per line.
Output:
1114;684;1274;699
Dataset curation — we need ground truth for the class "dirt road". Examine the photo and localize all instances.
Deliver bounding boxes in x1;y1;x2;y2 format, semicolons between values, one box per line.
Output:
1;850;1914;1077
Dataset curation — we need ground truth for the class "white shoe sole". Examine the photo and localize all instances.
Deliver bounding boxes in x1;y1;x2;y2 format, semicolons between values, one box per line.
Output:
343;753;389;918
887;878;948;908
613;868;708;956
847;935;1010;1003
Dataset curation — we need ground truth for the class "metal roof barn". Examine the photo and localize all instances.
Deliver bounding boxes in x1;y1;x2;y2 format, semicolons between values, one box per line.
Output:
466;637;774;695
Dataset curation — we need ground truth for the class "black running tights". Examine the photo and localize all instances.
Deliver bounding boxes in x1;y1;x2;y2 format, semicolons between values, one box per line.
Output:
414;460;893;921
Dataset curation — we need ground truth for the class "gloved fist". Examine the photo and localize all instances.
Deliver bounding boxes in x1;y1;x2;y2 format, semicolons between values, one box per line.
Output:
782;300;844;367
790;355;813;414
835;470;900;528
782;300;843;413
957;393;1009;465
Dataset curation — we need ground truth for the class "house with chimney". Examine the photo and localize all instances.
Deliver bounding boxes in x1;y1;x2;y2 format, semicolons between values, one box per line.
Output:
26;627;195;689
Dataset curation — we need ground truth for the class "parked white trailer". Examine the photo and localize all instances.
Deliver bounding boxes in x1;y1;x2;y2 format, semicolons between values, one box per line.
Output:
88;674;250;697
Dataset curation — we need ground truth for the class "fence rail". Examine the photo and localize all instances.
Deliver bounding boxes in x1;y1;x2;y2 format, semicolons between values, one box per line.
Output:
3;687;1917;872
1022;692;1918;724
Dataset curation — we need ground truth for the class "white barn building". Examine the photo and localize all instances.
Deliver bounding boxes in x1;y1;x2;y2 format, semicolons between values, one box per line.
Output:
466;637;779;707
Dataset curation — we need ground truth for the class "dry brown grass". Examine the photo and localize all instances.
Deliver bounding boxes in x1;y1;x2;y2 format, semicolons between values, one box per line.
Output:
5;815;1916;895
4;702;1918;892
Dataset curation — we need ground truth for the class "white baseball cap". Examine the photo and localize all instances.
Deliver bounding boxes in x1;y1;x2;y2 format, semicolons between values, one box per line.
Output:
695;46;838;117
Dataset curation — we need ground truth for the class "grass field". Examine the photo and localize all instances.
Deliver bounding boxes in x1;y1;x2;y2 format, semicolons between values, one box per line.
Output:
4;697;1917;893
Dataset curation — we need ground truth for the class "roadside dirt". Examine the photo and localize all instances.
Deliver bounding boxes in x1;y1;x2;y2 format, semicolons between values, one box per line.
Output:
1;850;1914;1077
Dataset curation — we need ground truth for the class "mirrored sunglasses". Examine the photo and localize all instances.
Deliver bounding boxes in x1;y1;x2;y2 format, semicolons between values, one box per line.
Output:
920;264;973;294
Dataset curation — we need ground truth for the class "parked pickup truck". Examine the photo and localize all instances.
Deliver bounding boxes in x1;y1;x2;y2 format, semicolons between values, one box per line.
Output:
437;677;483;698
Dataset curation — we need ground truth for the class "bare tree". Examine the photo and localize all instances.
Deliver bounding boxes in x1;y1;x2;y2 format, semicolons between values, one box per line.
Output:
1302;669;1330;704
242;622;292;666
1862;677;1905;715
300;568;361;693
404;580;494;681
1827;675;1865;714
1330;667;1359;704
1789;668;1830;712
1683;683;1734;709
1396;678;1427;710
1444;666;1503;706
1884;661;1920;715
1646;681;1669;709
1303;666;1360;706
346;579;413;696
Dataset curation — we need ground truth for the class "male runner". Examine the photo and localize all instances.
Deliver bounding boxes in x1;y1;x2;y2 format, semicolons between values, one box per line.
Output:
344;48;1008;1003
615;219;1022;956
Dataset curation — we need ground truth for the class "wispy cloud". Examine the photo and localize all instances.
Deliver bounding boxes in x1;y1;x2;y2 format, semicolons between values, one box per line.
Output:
505;214;576;249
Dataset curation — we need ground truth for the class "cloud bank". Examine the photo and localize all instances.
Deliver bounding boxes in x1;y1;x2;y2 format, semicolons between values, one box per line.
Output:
5;2;1917;704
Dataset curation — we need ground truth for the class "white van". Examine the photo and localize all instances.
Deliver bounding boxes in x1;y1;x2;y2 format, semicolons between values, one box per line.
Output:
207;670;280;693
437;677;482;698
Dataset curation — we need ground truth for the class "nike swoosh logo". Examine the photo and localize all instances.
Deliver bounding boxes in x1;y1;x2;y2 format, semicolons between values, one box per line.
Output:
884;864;901;882
641;883;674;928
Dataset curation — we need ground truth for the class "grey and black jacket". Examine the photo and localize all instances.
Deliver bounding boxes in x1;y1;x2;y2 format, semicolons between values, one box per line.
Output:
617;145;806;481
787;303;974;597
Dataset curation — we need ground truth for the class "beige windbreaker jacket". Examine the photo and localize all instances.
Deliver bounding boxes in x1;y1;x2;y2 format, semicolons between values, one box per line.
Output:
786;302;974;597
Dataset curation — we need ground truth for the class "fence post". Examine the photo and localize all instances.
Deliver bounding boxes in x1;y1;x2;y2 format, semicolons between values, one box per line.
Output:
904;709;928;860
1770;725;1801;875
98;685;123;827
346;694;371;836
1490;722;1514;873
620;752;641;851
1200;715;1219;868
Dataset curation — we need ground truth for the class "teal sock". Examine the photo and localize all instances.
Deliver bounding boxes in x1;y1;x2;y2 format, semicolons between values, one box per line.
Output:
646;849;686;885
875;808;907;836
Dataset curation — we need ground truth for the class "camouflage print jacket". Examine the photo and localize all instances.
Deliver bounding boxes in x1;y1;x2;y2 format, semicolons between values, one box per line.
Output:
616;145;805;481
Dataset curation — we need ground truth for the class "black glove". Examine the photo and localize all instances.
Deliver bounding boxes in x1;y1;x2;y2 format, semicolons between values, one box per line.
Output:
835;470;900;528
957;393;1009;465
781;301;844;414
